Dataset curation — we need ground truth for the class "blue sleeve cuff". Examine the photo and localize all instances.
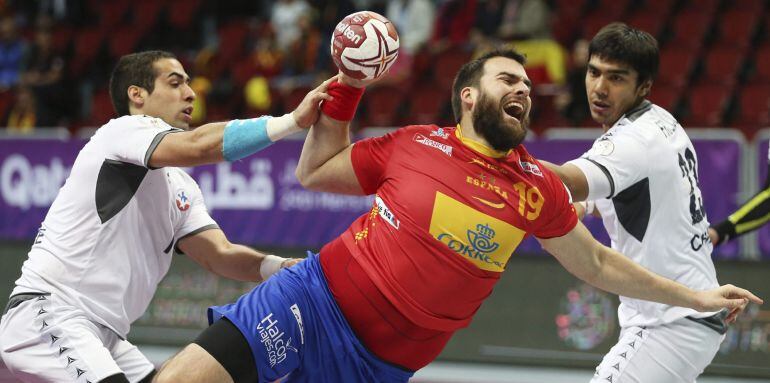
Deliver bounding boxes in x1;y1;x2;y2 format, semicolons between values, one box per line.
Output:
222;117;273;162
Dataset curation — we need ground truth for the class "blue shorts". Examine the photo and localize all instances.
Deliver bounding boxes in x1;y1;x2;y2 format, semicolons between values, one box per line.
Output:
208;252;414;383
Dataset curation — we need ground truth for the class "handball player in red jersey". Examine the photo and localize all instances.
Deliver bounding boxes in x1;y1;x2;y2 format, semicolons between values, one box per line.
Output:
155;49;762;383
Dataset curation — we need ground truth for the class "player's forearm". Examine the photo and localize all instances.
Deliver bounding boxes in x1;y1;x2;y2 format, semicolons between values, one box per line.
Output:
295;113;352;188
712;185;770;244
589;245;701;310
207;244;285;283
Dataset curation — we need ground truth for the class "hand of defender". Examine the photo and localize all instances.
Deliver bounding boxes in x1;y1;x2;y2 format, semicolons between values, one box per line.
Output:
693;284;762;316
292;74;338;129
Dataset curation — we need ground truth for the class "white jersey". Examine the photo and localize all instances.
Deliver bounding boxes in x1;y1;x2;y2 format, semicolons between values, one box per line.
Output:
569;100;719;328
11;115;217;337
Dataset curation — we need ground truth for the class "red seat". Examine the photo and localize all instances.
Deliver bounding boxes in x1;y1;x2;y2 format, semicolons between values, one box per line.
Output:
714;10;759;49
683;84;732;127
432;49;473;92
132;0;164;34
89;88;116;126
751;45;770;83
581;13;617;39
362;86;404;127
735;84;770;126
668;10;713;50
699;47;746;86
626;12;665;39
648;85;681;112
658;48;696;88
168;0;202;31
69;28;105;78
404;86;450;126
591;0;629;20
108;26;145;59
91;0;130;29
553;0;587;17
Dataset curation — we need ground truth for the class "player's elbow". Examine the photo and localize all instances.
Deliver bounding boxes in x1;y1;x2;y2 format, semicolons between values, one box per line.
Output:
295;167;324;191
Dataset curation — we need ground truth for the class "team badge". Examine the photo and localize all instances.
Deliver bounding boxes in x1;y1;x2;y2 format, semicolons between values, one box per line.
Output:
175;189;191;211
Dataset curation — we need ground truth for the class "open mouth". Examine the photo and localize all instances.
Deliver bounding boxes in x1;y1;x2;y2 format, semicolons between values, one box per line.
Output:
182;106;193;118
591;100;610;111
503;101;525;121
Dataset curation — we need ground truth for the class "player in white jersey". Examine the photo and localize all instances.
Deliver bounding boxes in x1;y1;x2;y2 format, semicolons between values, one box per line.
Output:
546;24;755;382
0;50;334;383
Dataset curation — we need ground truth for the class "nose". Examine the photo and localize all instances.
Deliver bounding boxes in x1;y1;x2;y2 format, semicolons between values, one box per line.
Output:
591;75;608;98
183;83;196;102
514;82;530;97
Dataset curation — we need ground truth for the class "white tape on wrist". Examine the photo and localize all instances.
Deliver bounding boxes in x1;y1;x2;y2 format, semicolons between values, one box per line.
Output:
260;254;287;281
584;200;596;215
266;113;300;141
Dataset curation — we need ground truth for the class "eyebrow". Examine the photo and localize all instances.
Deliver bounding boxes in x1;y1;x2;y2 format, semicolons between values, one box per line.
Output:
587;63;630;76
167;72;191;83
498;72;532;89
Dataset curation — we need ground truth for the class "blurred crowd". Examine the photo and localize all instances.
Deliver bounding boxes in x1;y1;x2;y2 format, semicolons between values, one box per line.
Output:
0;0;767;136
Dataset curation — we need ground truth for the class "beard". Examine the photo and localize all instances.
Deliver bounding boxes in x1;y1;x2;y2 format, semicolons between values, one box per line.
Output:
471;92;528;152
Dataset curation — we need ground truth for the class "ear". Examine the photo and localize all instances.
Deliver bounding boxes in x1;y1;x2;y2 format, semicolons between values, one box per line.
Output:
638;79;653;98
127;85;146;109
461;86;477;112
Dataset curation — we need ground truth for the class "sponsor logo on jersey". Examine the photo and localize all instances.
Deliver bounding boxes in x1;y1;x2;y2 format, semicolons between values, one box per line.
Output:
429;192;525;272
468;157;508;174
414;133;453;156
257;312;297;368
472;196;505;209
289;303;305;344
519;160;543;177
375;195;400;229
430;127;449;139
590;140;614;156
175;189;190;211
466;174;509;200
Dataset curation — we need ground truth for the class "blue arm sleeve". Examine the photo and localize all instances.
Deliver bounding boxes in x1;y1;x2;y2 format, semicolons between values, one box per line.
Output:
222;117;273;162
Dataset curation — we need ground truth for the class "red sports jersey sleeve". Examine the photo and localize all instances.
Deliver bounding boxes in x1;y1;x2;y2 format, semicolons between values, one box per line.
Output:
351;129;401;195
531;162;579;238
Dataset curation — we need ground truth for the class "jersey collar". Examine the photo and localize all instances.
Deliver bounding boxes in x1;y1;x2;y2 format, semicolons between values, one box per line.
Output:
454;125;511;158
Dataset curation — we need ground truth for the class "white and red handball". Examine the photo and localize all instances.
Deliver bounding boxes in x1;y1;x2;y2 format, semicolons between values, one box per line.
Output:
331;11;400;80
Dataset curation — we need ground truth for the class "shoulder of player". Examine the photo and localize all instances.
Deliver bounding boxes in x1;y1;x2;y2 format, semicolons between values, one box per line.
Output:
100;115;176;133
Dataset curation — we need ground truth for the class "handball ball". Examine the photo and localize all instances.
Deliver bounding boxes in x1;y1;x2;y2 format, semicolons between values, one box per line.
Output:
331;11;400;80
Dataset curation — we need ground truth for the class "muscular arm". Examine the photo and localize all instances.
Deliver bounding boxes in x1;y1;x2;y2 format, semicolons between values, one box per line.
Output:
710;174;770;245
148;121;228;168
541;160;590;202
148;77;335;168
538;221;763;311
177;228;298;283
295;113;363;194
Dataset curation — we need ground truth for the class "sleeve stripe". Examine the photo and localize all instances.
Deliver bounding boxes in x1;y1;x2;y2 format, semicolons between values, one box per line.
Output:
144;128;183;169
585;158;615;198
174;224;220;255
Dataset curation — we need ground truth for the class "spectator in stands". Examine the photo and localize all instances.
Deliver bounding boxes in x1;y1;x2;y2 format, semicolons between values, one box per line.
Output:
21;26;65;126
555;38;590;125
497;0;552;41
385;0;435;82
431;0;478;52
3;86;36;133
270;0;312;52
0;15;26;91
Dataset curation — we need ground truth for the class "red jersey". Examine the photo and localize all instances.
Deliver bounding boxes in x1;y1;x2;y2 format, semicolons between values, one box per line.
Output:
320;125;577;369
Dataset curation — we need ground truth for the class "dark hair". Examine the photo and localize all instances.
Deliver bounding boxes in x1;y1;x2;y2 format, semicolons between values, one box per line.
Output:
451;49;527;123
109;50;177;116
588;22;659;86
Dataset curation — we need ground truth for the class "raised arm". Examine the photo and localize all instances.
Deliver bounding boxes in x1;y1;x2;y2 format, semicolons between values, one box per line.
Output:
296;73;378;195
147;77;335;168
538;221;763;313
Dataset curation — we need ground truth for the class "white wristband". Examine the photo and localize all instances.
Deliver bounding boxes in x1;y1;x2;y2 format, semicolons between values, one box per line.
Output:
266;113;300;141
260;254;287;281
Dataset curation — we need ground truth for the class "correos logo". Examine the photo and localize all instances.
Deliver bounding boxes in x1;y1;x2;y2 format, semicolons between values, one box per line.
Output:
1;154;70;210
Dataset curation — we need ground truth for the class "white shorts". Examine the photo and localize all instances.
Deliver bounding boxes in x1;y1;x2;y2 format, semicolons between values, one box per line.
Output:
0;293;154;383
590;317;725;383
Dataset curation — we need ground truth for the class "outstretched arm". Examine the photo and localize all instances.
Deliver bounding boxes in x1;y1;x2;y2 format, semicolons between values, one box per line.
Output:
147;77;335;168
710;174;770;246
538;221;763;313
177;228;301;283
